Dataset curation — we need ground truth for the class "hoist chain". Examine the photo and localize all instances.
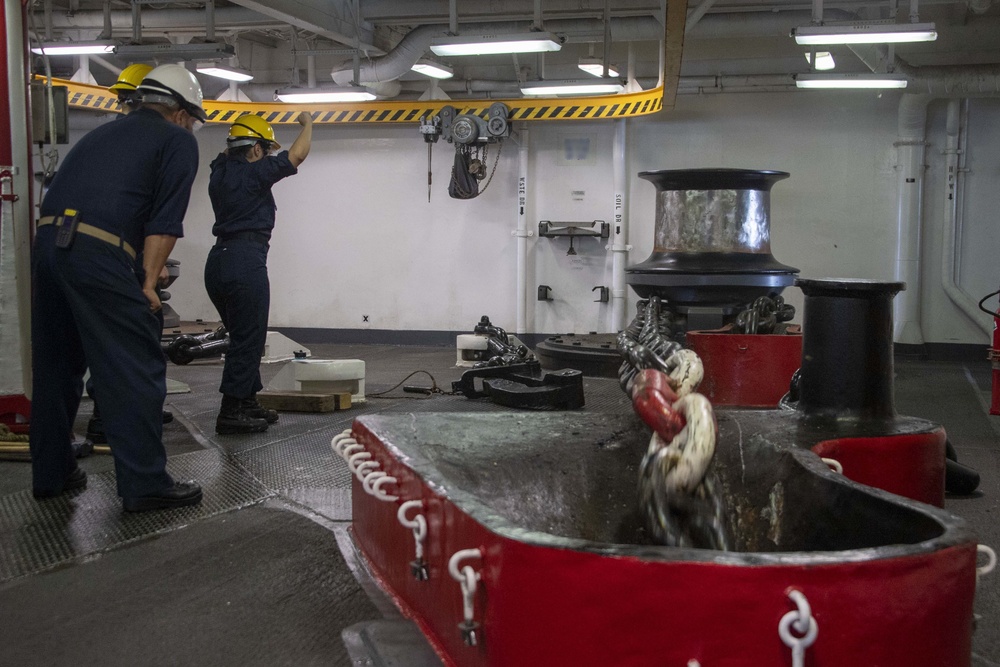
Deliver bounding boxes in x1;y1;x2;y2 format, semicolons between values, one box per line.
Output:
450;140;503;200
473;139;503;196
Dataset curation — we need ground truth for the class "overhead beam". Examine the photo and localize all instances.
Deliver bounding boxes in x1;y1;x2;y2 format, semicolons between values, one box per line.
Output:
360;0;660;24
228;0;380;52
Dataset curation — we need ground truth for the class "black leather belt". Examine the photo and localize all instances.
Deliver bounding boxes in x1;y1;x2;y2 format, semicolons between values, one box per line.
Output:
216;231;270;246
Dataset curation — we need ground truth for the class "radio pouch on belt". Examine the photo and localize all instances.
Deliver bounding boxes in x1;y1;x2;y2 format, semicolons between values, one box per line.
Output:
55;209;81;249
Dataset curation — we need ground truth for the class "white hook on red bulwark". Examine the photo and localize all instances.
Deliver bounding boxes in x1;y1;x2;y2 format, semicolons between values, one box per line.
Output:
448;548;483;646
978;544;997;588
778;588;818;667
398;500;429;579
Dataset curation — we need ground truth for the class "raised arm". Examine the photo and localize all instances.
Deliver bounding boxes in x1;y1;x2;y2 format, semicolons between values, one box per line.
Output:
288;112;313;168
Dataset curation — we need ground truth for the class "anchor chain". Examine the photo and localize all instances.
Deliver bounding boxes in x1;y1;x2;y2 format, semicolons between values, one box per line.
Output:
733;294;796;334
620;297;728;549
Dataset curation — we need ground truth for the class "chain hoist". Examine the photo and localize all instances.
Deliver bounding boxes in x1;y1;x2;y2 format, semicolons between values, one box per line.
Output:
419;103;511;201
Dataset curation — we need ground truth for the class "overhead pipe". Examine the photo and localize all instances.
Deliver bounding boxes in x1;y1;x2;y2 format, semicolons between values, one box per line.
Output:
686;0;721;33
36;6;280;32
130;0;140;44
206;0;215;42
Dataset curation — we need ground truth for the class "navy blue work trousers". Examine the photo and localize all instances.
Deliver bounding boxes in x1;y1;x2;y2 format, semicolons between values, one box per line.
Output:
30;226;173;498
204;239;270;399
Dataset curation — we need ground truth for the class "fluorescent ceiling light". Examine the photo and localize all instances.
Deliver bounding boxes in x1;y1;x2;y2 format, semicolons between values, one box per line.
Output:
276;86;376;103
196;62;254;82
430;32;562;56
792;22;937;45
804;51;836;70
115;42;235;60
31;40;115;55
795;73;908;89
578;57;619;78
520;79;625;96
411;60;454;79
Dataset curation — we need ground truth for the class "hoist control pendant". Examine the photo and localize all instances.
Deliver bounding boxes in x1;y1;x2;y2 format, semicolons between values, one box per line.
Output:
626;169;799;309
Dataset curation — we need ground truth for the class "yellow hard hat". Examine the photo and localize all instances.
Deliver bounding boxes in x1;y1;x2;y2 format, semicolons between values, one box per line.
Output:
109;63;154;95
227;114;281;150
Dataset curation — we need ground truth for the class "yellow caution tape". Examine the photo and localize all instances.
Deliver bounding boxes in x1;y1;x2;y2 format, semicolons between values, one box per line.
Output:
40;76;665;124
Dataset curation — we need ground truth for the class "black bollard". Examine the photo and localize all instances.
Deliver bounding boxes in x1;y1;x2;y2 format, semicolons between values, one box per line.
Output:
795;278;904;421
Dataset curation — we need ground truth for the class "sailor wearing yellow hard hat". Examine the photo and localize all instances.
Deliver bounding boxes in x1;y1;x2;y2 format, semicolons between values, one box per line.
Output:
107;63;153;114
203;111;313;435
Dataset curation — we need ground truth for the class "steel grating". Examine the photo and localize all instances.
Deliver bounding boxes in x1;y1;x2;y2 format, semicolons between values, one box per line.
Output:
0;343;638;584
235;429;355;491
0;449;274;582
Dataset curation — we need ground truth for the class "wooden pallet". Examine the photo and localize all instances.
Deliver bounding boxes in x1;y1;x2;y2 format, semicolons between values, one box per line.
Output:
255;391;352;413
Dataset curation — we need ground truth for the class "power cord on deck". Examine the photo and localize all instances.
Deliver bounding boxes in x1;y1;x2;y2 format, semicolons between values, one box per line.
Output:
367;370;454;399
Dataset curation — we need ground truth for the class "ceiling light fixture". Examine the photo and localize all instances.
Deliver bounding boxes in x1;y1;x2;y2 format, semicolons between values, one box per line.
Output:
429;31;563;56
520;79;626;96
792;22;937;45
804;51;836;70
795;73;908;89
275;86;376;103
196;62;254;82
31;40;116;55
411;60;454;79
578;57;619;78
114;42;236;61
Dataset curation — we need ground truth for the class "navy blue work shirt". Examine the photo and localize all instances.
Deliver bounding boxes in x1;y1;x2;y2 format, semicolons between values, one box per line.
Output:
208;150;297;239
40;107;198;252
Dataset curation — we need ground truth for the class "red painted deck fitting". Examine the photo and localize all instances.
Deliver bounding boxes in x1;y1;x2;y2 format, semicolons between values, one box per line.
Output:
345;412;977;667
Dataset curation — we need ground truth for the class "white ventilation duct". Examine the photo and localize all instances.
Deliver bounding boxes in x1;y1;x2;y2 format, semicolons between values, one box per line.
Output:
331;17;663;86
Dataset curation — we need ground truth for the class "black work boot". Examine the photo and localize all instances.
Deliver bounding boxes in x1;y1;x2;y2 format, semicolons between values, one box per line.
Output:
241;396;279;424
86;403;107;444
215;395;269;435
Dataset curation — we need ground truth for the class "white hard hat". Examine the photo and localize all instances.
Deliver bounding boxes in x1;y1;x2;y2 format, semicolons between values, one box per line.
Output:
137;64;207;122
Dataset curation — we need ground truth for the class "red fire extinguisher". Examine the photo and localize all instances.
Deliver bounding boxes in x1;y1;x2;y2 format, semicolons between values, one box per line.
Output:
980;288;1000;416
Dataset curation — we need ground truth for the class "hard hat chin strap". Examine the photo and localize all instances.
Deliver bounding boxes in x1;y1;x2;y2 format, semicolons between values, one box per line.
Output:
226;138;259;149
141;92;181;110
